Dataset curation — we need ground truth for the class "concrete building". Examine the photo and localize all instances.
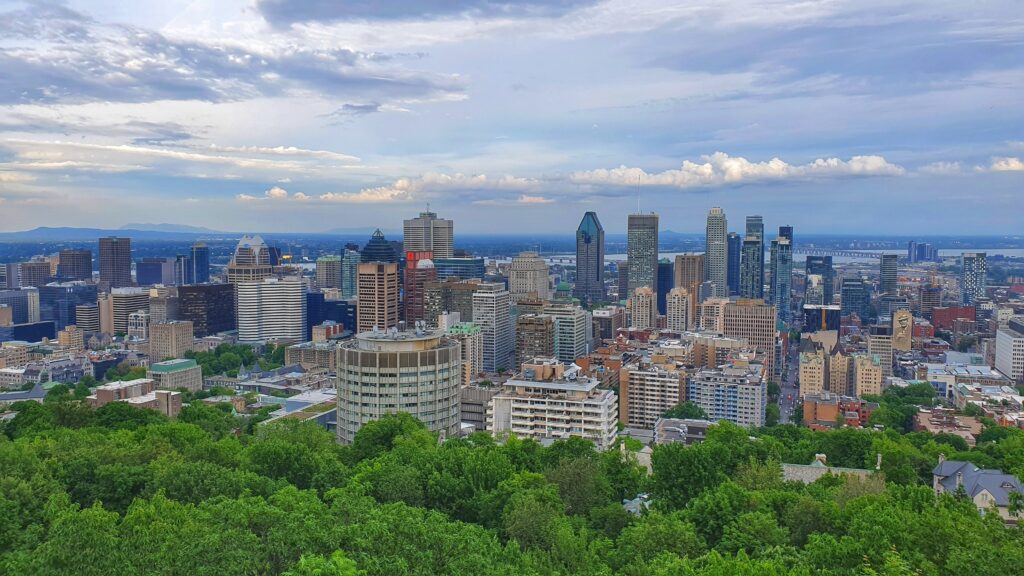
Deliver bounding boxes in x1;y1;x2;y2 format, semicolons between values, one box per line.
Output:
357;262;400;333
852;353;884;397
487;359;618;449
619;363;685;429
473;282;513;372
960;252;987;305
107;287;150;335
573;211;606;305
509;251;550;302
285;339;343;371
592;305;627;341
995;318;1024;382
99;237;132;288
226;235;274;284
237;277;307;343
799;339;828;397
629;286;656;330
0;305;13;327
127;310;150;341
88;378;182;417
149;321;194;361
627;213;659;294
516;314;555;367
74;304;99;334
403;252;437;323
704;207;728;297
147;358;203;392
335;329;462;443
666;287;691;332
892;309;913;352
722;299;778;378
424;278;480;328
403;211;454;259
460;385;499;432
545;303;592;364
57;249;92;281
448;322;484;385
315;255;342;289
868;325;894;378
687;358;767;427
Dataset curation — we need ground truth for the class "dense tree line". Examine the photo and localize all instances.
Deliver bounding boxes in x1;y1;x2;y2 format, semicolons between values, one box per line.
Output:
2;394;1024;575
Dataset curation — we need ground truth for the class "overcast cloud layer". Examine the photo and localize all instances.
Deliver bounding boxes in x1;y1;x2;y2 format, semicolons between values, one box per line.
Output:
0;0;1021;234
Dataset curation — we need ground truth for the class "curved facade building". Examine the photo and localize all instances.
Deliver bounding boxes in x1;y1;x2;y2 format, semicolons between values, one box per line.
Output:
236;277;307;343
336;329;462;443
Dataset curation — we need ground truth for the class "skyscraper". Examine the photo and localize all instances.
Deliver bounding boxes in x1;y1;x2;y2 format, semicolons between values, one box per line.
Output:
473;282;513;372
674;253;704;323
626;213;659;294
57;249;92;281
880;254;898;295
226;235;273;284
666;287;691;331
573;211;606;305
361;229;399;263
190;242;210;283
357;262;400;333
727;232;741;296
136;257;175;286
236;277;307;343
961;252;987;305
341;248;360;298
99;237;132;288
403;251;437;323
740;236;763;299
629;287;656;330
316;255;342;289
403;211;454;259
515;314;555;367
840;278;870;320
704;208;728;297
544;303;592;363
178;284;235;336
769;229;793;323
509;251;550;302
657;259;673;315
805;256;835;305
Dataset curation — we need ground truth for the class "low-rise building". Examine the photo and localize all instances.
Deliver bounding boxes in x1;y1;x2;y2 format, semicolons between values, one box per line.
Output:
933;457;1024;523
147;358;203;392
87;377;182;417
460;384;500;433
618;361;686;429
653;417;715;445
914;408;983;447
802;392;878;431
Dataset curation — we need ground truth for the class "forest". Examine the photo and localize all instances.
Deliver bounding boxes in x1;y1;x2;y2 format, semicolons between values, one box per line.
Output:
2;389;1024;576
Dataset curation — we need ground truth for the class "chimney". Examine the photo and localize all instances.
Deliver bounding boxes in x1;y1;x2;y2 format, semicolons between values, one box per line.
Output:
956;472;963;490
815;453;827;465
876;453;882;470
938;453;946;465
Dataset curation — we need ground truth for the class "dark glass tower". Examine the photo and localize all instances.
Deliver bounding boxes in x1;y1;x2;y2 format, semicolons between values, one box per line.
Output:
361;229;399;263
57;249;93;281
840;278;870;320
805;256;835;304
657;259;673;315
573;211;606;305
191;242;211;283
727;232;741;296
740;216;764;299
769;226;793;322
99;236;132;288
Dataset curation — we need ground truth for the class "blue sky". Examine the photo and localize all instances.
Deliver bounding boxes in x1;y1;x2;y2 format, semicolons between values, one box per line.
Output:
0;0;1021;234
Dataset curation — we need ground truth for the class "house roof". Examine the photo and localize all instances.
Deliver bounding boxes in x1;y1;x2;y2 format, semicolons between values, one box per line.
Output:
933;460;1024;506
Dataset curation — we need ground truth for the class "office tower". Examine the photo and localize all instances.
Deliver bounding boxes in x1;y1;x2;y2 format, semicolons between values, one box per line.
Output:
38;282;97;331
190;242;210;283
74;304;99;333
173;255;191;285
657;259;673;315
473;282;513;372
336;328;461;442
779;225;793;242
236;277;307;343
433;257;485;281
769;231;793;322
960;252;987;305
805;256;835;304
840;278;870;320
149;321;195;361
516;314;555;367
626;213;659;293
136;257;175;286
880;254;898;295
99;287;148;334
403;252;437;323
127;310;150;341
616;264;629;301
629;286;656;330
226;235;273;284
57;325;84;351
704;207;728;297
99;237;132;288
177;284;235;337
341;249;360;298
687;359;766;427
0;263;15;289
920;285;942;318
573;211;606;305
995;317;1024;383
592;305;627;340
727;232;741;296
867;325;893;378
509;251;550;302
18;261;52;288
619;362;686;428
403;211;454;259
666;287;691;332
544;303;592;363
674;254;704;293
316;255;342;289
357;262;400;333
424;278;481;327
448;322;484;385
361;229;399;263
802;304;841;332
25;288;39;323
744;216;765;297
907;240;918;263
57;249;92;281
722;299;778;378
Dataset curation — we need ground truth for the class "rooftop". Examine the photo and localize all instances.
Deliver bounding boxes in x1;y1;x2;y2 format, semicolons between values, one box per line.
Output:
149;358;199;373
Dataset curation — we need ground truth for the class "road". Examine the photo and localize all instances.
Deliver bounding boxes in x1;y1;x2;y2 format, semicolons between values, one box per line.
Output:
779;346;800;423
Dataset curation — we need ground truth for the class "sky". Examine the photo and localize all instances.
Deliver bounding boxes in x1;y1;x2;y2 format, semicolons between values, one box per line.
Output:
0;0;1021;235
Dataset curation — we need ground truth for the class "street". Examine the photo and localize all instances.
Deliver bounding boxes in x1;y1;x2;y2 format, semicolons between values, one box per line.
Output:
779;346;800;423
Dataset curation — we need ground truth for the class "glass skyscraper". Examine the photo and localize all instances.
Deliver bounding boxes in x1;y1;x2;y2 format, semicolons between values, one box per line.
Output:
573;211;606;305
727;232;741;296
769;227;793;322
805;256;834;304
960;252;987;304
626;213;659;294
704;208;727;297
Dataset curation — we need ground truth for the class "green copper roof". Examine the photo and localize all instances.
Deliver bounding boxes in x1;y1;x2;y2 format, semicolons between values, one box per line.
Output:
149;358;198;373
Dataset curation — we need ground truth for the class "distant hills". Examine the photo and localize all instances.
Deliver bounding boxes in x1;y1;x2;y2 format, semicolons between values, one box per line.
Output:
120;223;225;234
0;226;227;242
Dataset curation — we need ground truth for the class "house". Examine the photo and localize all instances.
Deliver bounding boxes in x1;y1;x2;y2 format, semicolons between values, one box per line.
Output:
782;453;878;484
933;456;1024;523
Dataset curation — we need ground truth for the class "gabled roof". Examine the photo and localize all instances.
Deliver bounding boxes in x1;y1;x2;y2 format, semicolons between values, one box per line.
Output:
933;460;1024;506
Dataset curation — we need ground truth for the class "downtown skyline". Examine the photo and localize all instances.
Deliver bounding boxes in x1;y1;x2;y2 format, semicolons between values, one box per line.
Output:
0;0;1022;234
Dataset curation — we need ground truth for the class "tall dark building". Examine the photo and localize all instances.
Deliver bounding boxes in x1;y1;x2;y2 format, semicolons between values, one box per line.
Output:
174;254;191;285
573;211;606;305
0;290;30;324
136;257;174;286
99;237;132;288
657;259;673;316
627;213;659;294
57;249;92;281
779;225;793;242
361;229;399;263
38;282;97;331
616;264;629;302
727;232;741;296
191;242;210;283
840;278;870;320
805;256;835;304
740;216;764;299
178;284;235;337
879;253;898;295
769;227;793;322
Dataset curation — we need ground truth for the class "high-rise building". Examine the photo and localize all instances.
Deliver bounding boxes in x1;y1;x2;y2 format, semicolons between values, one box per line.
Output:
403;211;454;259
722;299;778;378
403;252;437;323
74;304;99;334
666;287;691;332
619;362;685;429
616;263;629;301
341;249;360;298
805;256;835;304
357;262;400;333
544;303;592;363
177;284;235;337
867;325;893;378
626;213;659;294
424;278;480;327
190;242;210;284
57;249;92;281
473;282;513;372
880;254;898;296
226;235;273;284
434;257;486;281
136;257;175;286
674;254;704;293
892;309;913;352
704;207;728;297
509;251;550;302
108;287;150;334
149;321;195;361
448;322;483;385
727;232;741;296
573;211;606;305
316;255;342;289
127;310;150;341
361;229;399;263
629;286;656;330
961;252;987;305
99;237;133;288
995;318;1024;383
515;314;555;367
38;282;97;331
769;230;793;323
236;277;307;343
18;260;52;288
657;259;673;316
687;358;767;427
592;305;627;340
742;215;765;300
336;329;462;443
840;278;870;320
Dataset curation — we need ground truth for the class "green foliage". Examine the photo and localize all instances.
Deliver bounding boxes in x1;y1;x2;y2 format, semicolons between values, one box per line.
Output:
663;401;709;420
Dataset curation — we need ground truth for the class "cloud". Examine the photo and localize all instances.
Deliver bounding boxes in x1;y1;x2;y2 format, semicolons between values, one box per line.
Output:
204;145;360;163
990;157;1024;172
0;171;35;183
237;186;310;202
265;186;289;199
0;114;199;144
474;193;556;205
315;172;539;204
918;161;962;176
257;0;597;25
569;152;905;189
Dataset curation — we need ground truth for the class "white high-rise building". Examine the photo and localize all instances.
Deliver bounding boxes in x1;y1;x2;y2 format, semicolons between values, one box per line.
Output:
666;287;691;331
473;282;513;372
543;303;592;363
404;211;454;259
508;251;550;302
705;207;728;297
237;277;307;343
995;318;1024;383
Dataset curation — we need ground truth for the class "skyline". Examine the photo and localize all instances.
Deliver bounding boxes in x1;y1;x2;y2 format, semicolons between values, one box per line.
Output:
0;0;1022;234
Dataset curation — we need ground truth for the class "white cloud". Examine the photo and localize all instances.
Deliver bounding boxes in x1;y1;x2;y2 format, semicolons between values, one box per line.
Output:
569;152;905;188
918;161;962;175
293;192;311;201
319;181;414;203
265;186;289;199
205;144;360;163
517;194;555;204
990;157;1024;172
0;171;36;183
317;172;538;204
236;193;259;202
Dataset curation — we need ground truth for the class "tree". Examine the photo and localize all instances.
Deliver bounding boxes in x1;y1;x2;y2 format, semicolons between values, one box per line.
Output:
963;403;984;417
650;442;727;510
351;412;430;462
284;551;358;576
662;401;709;420
718;511;790;556
765;403;781;426
612;512;706;571
544;457;611;516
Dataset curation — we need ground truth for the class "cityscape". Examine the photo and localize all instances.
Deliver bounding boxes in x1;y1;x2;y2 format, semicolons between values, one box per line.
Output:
1;1;1023;575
